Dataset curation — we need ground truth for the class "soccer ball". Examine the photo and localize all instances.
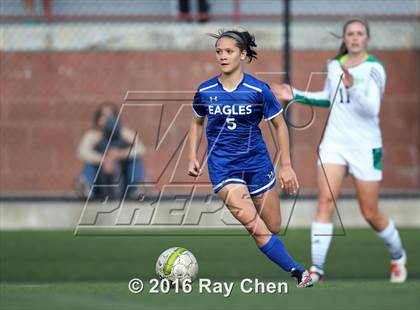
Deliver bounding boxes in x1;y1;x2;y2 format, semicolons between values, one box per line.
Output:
155;247;198;284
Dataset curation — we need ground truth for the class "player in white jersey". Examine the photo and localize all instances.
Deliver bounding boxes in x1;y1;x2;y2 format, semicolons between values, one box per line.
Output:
272;18;407;283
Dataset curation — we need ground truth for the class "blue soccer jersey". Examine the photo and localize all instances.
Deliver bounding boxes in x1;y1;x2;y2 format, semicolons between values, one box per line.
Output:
192;73;283;176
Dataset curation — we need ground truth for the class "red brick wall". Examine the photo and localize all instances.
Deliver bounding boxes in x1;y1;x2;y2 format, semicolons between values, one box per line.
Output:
0;50;418;193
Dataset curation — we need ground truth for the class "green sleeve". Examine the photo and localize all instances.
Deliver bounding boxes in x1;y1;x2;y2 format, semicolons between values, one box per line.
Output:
294;94;331;107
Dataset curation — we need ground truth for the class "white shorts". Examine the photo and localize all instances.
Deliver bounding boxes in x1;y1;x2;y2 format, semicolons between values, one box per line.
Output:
317;146;383;181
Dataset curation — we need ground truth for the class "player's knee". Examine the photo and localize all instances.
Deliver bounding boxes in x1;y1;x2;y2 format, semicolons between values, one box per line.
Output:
269;226;281;235
361;208;379;223
316;194;335;222
318;195;334;215
267;220;281;234
245;217;271;237
319;192;334;206
244;217;258;234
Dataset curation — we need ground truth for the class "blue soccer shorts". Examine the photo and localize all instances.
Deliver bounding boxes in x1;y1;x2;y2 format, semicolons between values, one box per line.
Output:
209;165;276;196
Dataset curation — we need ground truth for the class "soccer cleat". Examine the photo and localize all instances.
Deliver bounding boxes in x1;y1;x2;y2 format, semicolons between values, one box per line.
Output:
291;268;313;288
309;266;324;283
390;250;407;283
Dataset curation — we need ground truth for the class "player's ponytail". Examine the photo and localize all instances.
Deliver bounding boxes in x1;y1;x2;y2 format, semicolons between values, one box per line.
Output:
335;18;370;59
210;29;258;63
336;42;348;59
239;31;258;62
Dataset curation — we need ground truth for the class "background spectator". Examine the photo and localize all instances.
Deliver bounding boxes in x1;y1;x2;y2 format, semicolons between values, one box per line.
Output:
75;102;145;200
178;0;209;22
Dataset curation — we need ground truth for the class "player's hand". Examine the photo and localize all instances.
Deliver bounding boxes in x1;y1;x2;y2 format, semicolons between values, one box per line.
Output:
187;158;202;177
341;65;353;88
271;83;294;101
277;165;299;195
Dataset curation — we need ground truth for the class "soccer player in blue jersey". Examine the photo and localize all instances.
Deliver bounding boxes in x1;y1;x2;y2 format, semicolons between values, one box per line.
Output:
187;29;313;288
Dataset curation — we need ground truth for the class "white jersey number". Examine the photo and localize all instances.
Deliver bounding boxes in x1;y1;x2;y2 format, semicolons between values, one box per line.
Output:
226;117;237;130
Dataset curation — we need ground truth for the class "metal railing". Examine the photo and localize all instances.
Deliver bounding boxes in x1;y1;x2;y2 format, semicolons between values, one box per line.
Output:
1;0;418;23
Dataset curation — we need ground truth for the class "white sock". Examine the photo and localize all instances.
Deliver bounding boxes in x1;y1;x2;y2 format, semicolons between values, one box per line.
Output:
311;222;333;272
376;220;404;260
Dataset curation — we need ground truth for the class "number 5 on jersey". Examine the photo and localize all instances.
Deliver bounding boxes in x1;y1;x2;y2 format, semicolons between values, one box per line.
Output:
226;117;236;130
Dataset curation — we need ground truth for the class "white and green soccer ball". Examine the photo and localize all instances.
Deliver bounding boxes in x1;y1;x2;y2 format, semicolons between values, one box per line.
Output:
155;247;198;284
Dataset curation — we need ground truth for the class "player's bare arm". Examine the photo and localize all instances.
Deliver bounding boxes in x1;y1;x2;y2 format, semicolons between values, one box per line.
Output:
187;116;204;177
270;114;299;195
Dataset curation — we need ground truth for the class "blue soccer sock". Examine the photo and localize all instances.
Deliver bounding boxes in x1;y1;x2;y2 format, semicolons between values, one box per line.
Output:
259;234;305;273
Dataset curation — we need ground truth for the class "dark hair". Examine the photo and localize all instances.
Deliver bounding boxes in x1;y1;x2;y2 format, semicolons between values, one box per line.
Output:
336;18;370;59
210;29;258;63
94;101;118;127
